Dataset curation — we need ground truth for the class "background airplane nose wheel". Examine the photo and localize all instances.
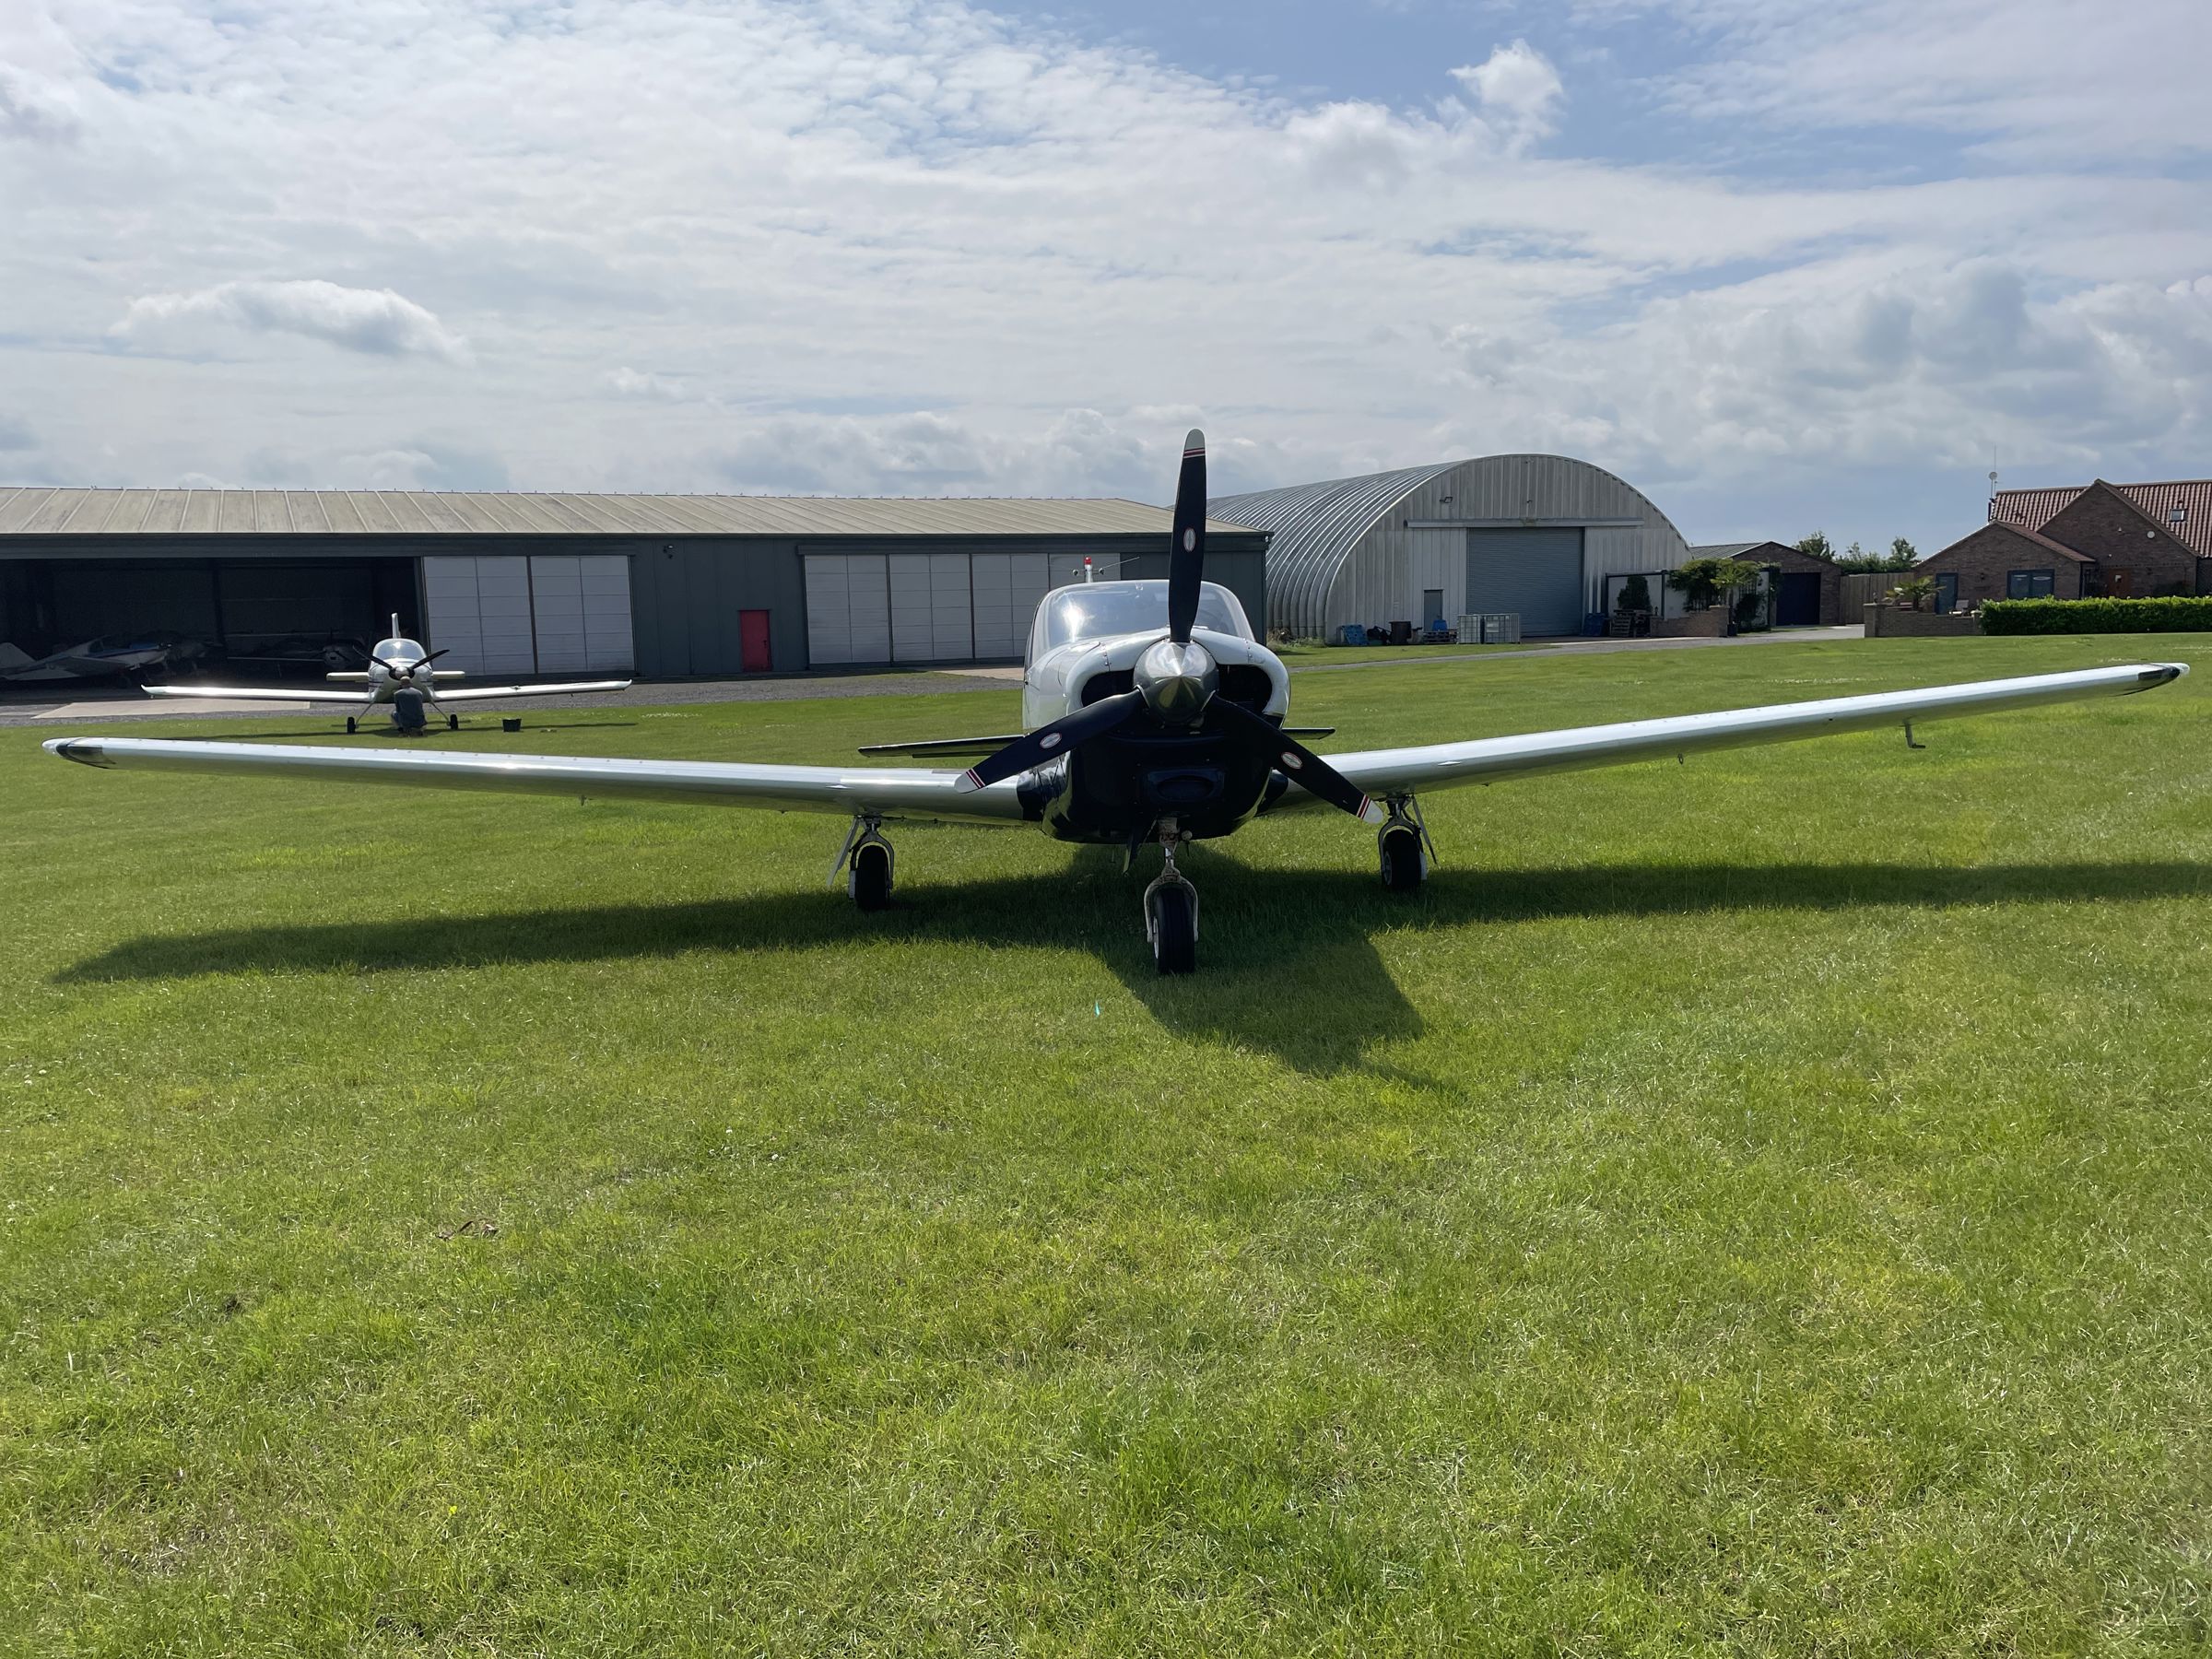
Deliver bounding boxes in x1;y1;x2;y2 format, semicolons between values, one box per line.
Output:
1379;824;1426;891
849;839;895;911
344;716;357;734
447;713;460;730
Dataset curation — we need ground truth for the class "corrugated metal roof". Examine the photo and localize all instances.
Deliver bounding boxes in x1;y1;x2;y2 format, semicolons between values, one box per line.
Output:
0;487;1254;539
1210;463;1460;636
1991;479;2212;559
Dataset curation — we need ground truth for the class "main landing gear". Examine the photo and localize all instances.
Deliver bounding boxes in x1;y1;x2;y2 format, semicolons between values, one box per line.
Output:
1378;794;1436;893
1143;828;1198;976
830;813;896;911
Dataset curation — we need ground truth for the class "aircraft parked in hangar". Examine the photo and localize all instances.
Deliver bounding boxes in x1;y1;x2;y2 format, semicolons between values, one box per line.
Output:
140;616;631;733
46;433;2187;973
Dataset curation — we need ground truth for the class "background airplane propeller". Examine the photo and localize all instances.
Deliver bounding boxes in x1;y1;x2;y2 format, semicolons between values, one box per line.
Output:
371;648;450;678
952;428;1384;825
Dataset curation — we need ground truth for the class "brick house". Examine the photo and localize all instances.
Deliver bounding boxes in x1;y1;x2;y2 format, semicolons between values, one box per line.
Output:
1915;522;2092;611
1688;540;1841;626
1918;477;2210;610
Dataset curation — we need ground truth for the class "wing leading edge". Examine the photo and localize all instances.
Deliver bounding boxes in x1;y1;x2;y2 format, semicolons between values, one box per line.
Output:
40;737;1027;826
1269;663;2187;810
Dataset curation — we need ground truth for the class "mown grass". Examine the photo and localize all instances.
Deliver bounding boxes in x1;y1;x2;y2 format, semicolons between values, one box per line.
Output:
4;635;2210;1654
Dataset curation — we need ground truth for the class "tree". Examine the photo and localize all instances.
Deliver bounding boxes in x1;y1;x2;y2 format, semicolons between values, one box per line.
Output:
1615;573;1653;613
1795;531;1834;559
1666;557;1760;610
1888;536;1918;570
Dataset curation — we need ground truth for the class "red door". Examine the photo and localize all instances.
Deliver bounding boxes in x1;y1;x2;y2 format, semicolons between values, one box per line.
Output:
739;609;772;673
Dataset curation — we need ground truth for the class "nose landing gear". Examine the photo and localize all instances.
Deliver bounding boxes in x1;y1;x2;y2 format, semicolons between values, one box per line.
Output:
1143;828;1197;975
1378;794;1436;892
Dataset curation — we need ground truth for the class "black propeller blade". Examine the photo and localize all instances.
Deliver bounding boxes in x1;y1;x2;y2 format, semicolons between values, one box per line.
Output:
952;690;1147;793
1203;695;1385;823
1167;428;1206;644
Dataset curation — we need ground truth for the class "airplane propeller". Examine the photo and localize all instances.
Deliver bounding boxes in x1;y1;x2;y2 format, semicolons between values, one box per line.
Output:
371;648;450;680
953;429;1385;824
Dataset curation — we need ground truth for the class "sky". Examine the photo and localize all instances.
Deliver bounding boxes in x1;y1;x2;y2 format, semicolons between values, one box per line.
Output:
2;0;2207;553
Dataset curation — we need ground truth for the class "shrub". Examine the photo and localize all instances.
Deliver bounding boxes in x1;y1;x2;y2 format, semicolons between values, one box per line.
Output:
1616;574;1653;613
1666;558;1760;611
1979;596;2212;634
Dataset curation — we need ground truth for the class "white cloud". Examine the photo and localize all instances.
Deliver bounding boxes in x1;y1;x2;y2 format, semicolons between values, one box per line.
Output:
1438;262;2212;484
112;280;471;364
1450;41;1564;156
0;65;82;144
606;366;701;403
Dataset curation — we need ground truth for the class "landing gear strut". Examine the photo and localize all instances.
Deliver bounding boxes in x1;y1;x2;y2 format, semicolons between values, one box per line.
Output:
1378;794;1436;892
830;813;896;911
1143;828;1197;975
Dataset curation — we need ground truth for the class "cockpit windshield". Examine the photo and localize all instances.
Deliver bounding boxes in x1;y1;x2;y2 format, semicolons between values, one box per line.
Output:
371;638;423;663
1038;581;1253;652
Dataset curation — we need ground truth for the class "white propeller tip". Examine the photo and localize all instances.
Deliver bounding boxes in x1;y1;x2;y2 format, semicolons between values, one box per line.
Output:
951;769;983;793
1359;799;1387;825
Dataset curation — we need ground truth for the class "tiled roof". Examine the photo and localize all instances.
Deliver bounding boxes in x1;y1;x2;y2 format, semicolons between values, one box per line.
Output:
1991;479;2212;559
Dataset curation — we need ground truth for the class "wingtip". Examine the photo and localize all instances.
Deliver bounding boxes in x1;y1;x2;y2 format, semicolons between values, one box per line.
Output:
43;738;109;767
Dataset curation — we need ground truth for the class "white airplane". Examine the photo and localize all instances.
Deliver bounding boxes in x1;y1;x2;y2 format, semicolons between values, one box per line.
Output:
44;432;2188;973
140;615;631;733
1;631;207;683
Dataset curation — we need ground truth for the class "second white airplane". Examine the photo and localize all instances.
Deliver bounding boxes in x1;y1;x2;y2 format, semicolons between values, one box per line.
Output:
143;615;631;733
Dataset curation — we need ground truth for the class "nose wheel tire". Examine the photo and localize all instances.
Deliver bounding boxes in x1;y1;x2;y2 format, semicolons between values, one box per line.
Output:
344;716;357;734
447;713;460;730
1148;884;1197;975
1380;823;1427;891
850;841;895;912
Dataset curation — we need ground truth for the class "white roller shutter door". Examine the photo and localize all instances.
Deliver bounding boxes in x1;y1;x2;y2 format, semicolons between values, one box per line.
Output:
423;554;632;674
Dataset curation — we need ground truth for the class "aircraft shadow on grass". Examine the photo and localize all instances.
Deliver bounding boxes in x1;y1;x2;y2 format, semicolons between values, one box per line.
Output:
55;853;2212;1076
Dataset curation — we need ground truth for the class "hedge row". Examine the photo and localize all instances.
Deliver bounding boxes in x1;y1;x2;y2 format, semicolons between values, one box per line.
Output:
1978;596;2212;634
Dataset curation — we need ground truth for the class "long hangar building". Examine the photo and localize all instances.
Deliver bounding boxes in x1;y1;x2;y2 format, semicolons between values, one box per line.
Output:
0;488;1268;677
0;453;1699;675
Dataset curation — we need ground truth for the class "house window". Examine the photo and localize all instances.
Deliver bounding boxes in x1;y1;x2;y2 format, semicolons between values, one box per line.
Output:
2006;569;2055;599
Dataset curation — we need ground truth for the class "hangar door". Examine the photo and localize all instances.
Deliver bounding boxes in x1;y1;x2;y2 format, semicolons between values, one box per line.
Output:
805;552;1106;666
1465;528;1585;637
423;555;633;676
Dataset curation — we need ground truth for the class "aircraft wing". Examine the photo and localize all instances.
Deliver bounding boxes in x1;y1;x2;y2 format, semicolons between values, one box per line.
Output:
41;737;1027;827
1268;663;2187;811
142;683;375;705
433;679;631;702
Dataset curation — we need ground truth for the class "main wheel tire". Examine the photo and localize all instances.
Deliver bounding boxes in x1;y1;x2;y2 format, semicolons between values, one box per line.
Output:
1380;825;1426;892
1150;885;1196;975
850;841;894;912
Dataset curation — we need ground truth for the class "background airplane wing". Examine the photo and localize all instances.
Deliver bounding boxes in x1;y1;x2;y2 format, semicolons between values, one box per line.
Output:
142;684;375;705
434;679;631;702
1267;663;2187;811
42;737;1028;826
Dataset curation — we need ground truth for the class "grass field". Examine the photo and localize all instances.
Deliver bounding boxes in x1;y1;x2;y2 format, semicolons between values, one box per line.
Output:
6;635;2211;1654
